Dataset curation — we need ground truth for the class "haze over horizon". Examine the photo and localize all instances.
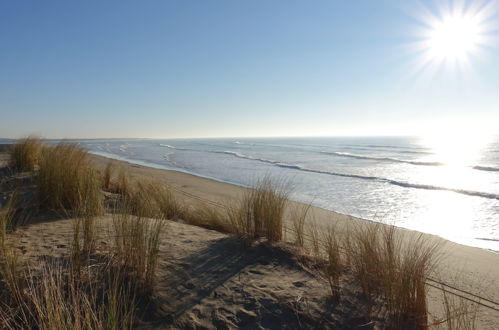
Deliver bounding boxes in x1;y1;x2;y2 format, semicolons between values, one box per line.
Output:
2;0;499;139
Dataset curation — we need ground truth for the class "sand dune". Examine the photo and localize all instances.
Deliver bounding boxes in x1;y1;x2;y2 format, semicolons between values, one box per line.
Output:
0;150;498;328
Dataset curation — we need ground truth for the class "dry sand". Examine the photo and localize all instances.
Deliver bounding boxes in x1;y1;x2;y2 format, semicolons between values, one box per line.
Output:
11;214;384;329
88;154;499;328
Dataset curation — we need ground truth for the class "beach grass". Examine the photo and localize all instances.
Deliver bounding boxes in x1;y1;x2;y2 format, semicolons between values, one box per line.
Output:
321;225;342;299
229;176;290;242
436;285;480;330
184;202;232;233
0;198;141;329
8;136;42;172
290;203;311;247
0;259;138;329
0;196;23;309
342;222;442;329
102;160;114;191
37;143;103;216
0;145;488;329
111;197;166;291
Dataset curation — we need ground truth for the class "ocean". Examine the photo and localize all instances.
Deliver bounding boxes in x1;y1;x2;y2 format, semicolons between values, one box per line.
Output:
77;136;499;251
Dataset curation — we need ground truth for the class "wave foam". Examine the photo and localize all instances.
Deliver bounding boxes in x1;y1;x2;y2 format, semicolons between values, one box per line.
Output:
159;144;177;149
221;151;499;200
322;151;444;166
473;165;499;172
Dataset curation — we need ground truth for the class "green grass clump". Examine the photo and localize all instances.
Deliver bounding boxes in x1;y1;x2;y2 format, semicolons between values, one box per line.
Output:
37;143;103;216
8;137;42;172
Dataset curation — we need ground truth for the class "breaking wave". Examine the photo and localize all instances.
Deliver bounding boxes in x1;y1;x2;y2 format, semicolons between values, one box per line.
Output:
220;151;499;200
321;151;444;166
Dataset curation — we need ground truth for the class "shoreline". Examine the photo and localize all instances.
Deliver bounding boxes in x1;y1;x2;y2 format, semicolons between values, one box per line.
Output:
88;153;499;303
89;150;499;253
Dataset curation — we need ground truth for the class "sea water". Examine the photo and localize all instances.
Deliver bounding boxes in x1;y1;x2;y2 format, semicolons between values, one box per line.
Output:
75;136;498;251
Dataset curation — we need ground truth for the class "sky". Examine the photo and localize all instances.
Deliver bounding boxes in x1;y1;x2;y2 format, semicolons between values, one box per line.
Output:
1;0;499;139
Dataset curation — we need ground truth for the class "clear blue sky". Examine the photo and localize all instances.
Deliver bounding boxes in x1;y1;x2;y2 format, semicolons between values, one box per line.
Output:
1;0;498;138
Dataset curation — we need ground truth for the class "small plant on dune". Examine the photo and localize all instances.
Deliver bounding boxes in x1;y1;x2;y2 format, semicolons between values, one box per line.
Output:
8;136;42;172
321;225;342;300
102;160;114;191
307;220;321;259
431;284;480;330
184;202;232;233
0;195;26;323
112;198;166;291
343;222;383;297
115;168;132;197
384;233;441;329
343;222;442;329
230;176;290;242
37;143;103;215
290;203;311;247
113;177;184;220
133;180;184;219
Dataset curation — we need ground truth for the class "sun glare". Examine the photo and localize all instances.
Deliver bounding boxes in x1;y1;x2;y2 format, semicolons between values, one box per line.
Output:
413;0;499;72
427;14;482;61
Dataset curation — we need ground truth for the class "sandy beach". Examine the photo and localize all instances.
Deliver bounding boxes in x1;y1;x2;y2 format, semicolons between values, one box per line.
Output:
87;153;499;328
1;149;498;328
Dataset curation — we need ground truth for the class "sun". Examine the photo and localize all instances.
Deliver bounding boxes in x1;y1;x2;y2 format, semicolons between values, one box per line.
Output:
412;0;498;72
426;14;482;62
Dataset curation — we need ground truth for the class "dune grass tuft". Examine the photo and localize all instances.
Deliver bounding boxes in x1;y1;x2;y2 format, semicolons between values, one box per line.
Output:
184;202;232;233
321;226;342;300
0;196;23;308
229;176;290;242
8;137;42;172
434;284;480;330
131;180;184;220
102;160;114;191
343;222;441;329
290;203;311;247
111;197;166;291
1;259;138;330
37;143;103;216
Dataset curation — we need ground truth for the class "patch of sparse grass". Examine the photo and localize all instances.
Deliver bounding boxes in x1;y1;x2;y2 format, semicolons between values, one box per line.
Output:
184;202;232;233
102;161;114;191
344;222;383;297
111;198;166;291
230;176;290;242
290;203;311;247
0;195;26;325
0;195;139;329
307;220;321;259
132;180;184;219
8;137;42;172
1;259;138;329
321;225;342;300
343;222;441;329
111;173;184;220
115;168;132;197
386;233;441;329
37;143;103;216
432;285;480;330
